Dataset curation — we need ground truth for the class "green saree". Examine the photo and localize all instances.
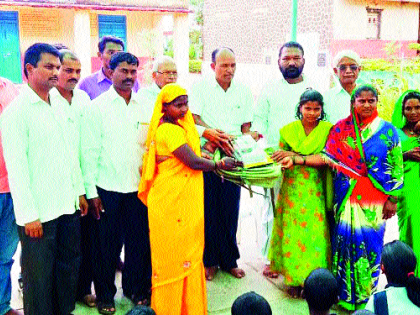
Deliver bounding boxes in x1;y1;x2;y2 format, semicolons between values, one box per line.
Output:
269;120;333;286
392;91;420;276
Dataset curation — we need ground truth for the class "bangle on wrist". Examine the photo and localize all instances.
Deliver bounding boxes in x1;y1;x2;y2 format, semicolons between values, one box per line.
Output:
291;156;296;164
388;196;398;204
302;156;306;165
214;161;218;170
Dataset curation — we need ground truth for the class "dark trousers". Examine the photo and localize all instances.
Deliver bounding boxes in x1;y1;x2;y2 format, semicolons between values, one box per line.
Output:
18;212;81;315
203;172;241;270
94;187;151;304
76;213;96;299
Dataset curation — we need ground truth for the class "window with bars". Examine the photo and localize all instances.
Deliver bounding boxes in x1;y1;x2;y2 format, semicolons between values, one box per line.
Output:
366;8;382;39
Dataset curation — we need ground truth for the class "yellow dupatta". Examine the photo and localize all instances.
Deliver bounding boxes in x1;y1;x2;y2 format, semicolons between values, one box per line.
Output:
138;83;200;205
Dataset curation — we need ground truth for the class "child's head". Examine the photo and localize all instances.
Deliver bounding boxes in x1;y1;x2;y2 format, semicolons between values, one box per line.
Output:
231;291;272;315
381;240;416;285
304;268;339;313
125;305;156;315
296;88;326;121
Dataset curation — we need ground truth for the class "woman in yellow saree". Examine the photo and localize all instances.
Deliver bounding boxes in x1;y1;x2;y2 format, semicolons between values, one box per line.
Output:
138;83;239;315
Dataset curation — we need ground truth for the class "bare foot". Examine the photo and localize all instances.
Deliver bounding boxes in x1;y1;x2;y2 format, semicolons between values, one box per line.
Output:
262;264;279;278
205;266;218;281
82;294;96;307
286;286;303;299
229;267;245;278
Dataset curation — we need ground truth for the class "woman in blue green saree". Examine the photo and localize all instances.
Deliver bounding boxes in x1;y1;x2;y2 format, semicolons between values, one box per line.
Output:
323;85;404;311
391;90;420;276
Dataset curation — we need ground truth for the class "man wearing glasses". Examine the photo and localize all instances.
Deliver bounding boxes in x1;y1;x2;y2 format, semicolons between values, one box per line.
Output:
135;56;177;121
323;50;361;124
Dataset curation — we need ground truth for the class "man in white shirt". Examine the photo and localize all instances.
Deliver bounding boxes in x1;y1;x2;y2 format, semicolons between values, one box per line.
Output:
253;41;312;278
135;56;177;133
50;48;97;308
83;52;151;313
323;50;361;124
1;43;88;315
189;47;254;281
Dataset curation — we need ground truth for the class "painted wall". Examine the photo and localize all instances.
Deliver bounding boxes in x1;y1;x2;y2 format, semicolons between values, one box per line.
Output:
333;0;419;41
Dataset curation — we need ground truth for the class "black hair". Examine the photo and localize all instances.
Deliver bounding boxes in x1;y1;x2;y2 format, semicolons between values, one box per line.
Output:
402;91;420;111
350;85;378;104
125;305;156;315
53;43;69;50
23;43;60;79
57;49;79;63
211;47;235;63
381;240;420;307
295;88;326;121
109;52;139;71
231;291;272;315
304;268;338;312
98;35;125;53
352;311;375;315
279;41;304;58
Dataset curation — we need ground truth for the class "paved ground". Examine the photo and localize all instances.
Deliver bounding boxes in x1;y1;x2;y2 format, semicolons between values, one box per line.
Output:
10;188;398;314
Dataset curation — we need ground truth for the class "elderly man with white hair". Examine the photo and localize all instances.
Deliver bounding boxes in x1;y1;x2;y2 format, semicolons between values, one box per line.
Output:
323;50;362;124
135;56;177;117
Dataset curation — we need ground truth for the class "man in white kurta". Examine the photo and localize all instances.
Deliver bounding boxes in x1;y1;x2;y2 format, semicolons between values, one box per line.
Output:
252;42;312;277
323;50;361;124
1;43;87;315
189;47;254;281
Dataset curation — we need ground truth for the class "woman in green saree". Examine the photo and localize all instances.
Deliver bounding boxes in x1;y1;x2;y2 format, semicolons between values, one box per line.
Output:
269;89;333;298
391;90;420;276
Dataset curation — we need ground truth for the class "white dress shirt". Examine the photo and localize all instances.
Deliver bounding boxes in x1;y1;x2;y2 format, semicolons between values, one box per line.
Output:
50;87;91;161
82;86;145;199
189;77;254;143
1;85;85;225
323;84;351;124
253;76;312;148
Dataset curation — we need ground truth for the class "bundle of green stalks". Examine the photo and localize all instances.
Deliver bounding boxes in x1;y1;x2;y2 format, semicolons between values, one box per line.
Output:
213;148;282;189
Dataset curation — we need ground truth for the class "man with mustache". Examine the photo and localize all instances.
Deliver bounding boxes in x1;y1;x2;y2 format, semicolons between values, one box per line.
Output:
189;47;254;281
0;43;88;314
82;52;151;314
252;41;312;279
323;50;361;124
50;48;98;308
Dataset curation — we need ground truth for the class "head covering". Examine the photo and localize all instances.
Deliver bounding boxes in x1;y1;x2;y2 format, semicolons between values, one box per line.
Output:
138;83;198;205
333;50;361;68
391;90;420;129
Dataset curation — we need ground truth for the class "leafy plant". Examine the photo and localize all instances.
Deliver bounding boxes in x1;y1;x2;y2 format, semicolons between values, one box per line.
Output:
189;60;202;73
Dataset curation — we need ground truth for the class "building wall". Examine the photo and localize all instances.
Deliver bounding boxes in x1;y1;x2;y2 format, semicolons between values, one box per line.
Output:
0;5;187;82
333;0;419;40
202;0;333;65
332;0;419;58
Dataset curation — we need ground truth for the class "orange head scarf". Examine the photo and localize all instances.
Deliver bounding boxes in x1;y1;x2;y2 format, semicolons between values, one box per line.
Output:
138;83;200;205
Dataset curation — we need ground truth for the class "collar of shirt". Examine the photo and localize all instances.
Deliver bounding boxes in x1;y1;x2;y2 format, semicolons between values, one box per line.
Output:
22;84;51;106
211;76;237;92
97;68;112;85
108;85;138;105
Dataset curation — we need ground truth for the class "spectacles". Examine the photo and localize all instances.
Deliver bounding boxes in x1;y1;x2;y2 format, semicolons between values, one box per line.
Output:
338;65;359;71
157;71;178;76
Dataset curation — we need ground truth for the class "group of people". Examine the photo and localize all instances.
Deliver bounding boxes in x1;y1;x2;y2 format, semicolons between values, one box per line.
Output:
0;33;420;315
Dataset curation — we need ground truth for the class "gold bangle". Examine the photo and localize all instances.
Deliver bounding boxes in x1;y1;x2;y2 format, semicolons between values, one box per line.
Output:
291;156;296;164
302;156;306;165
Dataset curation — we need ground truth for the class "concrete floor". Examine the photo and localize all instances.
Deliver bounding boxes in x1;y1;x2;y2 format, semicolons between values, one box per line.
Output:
9;188;398;315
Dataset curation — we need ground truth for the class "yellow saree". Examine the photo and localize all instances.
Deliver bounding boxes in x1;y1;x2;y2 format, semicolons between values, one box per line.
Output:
138;83;207;315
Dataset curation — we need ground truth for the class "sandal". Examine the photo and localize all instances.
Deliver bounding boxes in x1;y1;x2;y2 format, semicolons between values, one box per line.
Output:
97;301;116;315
